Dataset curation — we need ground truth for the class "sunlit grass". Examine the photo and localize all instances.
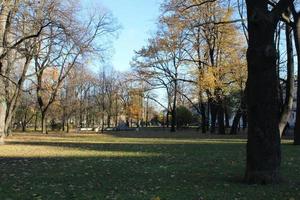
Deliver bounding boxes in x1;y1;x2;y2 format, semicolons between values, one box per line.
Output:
4;132;250;145
0;144;161;158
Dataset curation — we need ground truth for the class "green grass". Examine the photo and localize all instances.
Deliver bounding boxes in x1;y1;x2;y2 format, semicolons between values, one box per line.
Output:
0;131;299;200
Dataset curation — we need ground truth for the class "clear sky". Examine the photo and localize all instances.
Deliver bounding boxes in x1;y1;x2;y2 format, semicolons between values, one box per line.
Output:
93;0;163;71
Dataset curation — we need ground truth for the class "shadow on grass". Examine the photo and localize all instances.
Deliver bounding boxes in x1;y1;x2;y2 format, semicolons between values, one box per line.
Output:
0;135;298;200
0;132;300;200
0;141;247;200
103;129;248;140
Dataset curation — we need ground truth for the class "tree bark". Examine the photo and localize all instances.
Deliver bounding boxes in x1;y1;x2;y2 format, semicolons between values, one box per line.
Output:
101;112;105;133
4;55;32;135
279;21;294;136
206;102;210;131
21;111;28;132
62;117;65;132
41;111;47;134
115;95;118;127
242;112;248;130
217;102;225;135
230;108;242;135
170;80;177;133
170;107;176;132
145;97;149;127
107;115;111;128
34;113;38;131
66;120;69;133
225;106;230;129
244;0;286;184
293;12;300;145
0;99;6;142
210;100;217;134
200;102;207;133
231;88;247;135
166;110;170;128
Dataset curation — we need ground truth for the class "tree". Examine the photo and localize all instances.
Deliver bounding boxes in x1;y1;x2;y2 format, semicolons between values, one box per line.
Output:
0;0;52;139
94;67;118;131
15;91;36;132
279;17;295;137
290;3;300;145
33;1;117;134
162;0;247;135
133;17;188;132
245;0;291;184
59;68;81;132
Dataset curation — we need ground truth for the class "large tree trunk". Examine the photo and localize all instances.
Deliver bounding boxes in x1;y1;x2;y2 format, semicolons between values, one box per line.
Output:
279;21;294;136
0;1;15;140
4;55;32;135
2;2;38;137
293;13;300;145
245;0;285;184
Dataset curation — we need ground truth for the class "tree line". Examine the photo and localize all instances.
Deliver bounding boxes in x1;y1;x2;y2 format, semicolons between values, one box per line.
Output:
15;66;158;133
0;0;121;134
132;0;247;135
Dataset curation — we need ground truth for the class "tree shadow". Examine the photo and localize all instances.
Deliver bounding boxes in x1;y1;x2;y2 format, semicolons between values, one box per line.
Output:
0;137;297;199
0;141;246;199
103;128;248;140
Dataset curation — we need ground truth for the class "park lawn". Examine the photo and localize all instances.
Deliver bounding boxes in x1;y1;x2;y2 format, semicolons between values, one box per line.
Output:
0;131;298;200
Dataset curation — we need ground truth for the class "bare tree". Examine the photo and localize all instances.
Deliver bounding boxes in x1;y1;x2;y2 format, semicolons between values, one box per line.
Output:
32;2;117;134
0;0;52;139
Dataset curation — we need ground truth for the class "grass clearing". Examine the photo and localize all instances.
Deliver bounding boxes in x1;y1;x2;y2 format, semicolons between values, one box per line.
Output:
0;131;298;200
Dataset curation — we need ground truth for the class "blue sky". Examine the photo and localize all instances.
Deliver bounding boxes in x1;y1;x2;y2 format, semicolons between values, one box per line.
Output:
80;0;166;108
88;0;163;71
